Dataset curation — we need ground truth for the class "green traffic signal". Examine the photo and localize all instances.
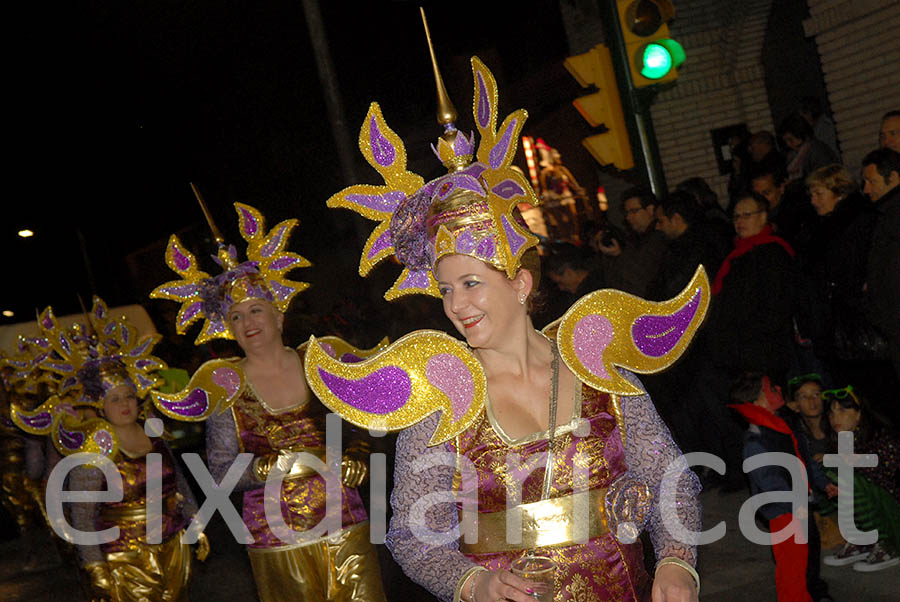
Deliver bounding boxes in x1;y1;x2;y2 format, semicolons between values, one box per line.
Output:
639;38;685;79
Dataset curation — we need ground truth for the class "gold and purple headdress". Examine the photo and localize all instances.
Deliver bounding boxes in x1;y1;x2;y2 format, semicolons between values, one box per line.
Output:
15;297;169;458
151;195;310;344
328;17;540;299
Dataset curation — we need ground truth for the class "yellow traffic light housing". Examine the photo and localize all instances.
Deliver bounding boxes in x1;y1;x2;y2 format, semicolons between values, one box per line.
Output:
617;0;684;87
564;45;634;170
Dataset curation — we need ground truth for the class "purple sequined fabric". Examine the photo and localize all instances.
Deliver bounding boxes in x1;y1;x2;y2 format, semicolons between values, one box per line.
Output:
390;180;439;270
385;370;701;602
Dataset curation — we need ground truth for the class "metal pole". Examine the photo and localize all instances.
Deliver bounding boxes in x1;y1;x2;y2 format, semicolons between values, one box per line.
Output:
599;0;667;197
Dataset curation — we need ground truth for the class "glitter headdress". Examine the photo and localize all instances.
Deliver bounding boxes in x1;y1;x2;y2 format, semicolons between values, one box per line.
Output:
18;297;169;458
327;11;540;300
151;188;311;344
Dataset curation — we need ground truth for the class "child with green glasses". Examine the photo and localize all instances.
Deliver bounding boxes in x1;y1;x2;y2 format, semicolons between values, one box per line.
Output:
823;385;900;572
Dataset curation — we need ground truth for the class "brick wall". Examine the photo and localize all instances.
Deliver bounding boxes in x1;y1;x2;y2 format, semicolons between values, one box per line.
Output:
650;0;775;205
804;0;900;171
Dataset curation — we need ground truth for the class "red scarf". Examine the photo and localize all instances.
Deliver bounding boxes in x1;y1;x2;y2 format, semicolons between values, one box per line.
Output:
729;402;809;491
712;224;794;294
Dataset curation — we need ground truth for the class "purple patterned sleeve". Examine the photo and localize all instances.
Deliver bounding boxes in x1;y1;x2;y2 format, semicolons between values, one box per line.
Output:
385;414;477;602
163;440;199;518
205;409;258;491
68;465;105;565
619;370;701;566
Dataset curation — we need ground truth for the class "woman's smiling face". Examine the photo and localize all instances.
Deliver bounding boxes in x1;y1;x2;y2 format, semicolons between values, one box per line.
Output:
435;254;526;349
227;299;284;352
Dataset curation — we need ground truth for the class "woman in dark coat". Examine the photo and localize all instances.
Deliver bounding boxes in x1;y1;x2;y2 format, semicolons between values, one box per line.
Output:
707;191;799;381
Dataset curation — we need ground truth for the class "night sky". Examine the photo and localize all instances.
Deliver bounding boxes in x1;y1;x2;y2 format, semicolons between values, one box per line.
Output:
5;1;582;330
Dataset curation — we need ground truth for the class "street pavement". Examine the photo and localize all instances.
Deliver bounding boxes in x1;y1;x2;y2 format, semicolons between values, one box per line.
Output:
2;487;898;601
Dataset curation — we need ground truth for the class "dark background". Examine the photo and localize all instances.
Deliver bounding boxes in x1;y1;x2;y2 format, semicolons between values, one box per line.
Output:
4;0;586;337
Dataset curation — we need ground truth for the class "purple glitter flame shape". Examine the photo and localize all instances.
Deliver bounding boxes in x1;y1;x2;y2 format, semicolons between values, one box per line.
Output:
492;178;525;200
476;72;490;128
572;314;615;379
345;190;404;214
398;269;431;291
259;224;288;258
455;131;475;156
129;337;150;357
488;118;516;169
211;367;241;397
269;256;299;271
160;388;210;418
317;366;410;415
172;243;192;272
475;237;496;260
58;423;85;451
340;353;364;363
367;229;393;260
502;215;527;257
631;289;701;358
239;206;259;236
425;354;474;421
93;430;114;456
17;410;52;430
369;116;396;167
180;302;203;327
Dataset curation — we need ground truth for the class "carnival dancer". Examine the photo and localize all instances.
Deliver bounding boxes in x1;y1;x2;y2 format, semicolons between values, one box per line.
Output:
19;296;205;602
149;198;386;601
304;14;706;602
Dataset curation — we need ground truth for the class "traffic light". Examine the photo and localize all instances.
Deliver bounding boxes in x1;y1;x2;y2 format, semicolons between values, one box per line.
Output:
616;0;685;87
564;45;634;170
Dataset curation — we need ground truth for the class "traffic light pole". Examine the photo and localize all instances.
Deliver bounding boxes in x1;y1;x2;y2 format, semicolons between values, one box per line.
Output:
599;0;668;197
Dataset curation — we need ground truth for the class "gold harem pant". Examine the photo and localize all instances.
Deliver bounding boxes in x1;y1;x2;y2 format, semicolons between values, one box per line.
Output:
247;521;386;602
104;530;191;602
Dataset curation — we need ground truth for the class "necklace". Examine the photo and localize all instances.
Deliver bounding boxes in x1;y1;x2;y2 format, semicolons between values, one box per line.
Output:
540;339;560;501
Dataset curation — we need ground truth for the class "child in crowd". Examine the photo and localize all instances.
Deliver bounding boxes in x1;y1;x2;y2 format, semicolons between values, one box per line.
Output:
730;372;832;602
822;385;900;572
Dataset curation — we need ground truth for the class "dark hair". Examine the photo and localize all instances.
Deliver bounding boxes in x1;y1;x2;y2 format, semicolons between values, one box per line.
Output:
733;190;770;214
778;113;815;142
799;96;824;120
543;242;589;274
883;110;900;121
750;163;787;187
659;190;701;226
824;387;892;447
621;186;657;209
861;148;900;182
676;177;719;212
730;371;765;404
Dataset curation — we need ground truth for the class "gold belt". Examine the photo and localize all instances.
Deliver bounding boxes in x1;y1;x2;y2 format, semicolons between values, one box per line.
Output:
459;486;609;555
284;447;328;480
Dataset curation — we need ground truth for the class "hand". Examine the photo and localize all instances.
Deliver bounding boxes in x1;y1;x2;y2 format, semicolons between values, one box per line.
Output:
341;456;368;488
598;238;621;256
195;532;210;562
472;569;541;602
826;483;839;498
652;563;698;602
254;450;309;482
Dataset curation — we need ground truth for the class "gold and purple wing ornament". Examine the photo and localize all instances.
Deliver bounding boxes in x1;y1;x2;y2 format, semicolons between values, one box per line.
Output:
305;330;486;446
150;358;245;422
315;336;391;363
550;266;711;396
10;395;70;436
53;413;118;461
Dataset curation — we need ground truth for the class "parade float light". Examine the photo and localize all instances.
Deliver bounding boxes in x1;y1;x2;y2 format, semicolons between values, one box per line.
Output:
564;45;635;170
521;136;540;190
17;229;34;238
617;0;684;86
2;310;13;318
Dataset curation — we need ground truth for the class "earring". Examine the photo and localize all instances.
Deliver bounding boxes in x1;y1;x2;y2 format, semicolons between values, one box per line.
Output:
519;294;526;305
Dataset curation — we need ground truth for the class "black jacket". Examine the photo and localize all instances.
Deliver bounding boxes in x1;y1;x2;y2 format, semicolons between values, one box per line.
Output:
866;184;900;345
705;241;799;377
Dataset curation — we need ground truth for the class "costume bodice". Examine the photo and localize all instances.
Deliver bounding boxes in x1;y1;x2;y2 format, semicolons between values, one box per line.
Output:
449;384;627;511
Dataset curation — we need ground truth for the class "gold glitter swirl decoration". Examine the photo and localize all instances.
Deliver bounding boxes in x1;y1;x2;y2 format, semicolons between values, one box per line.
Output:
1;334;57;398
326;18;539;300
548;266;711;396
150;202;311;345
305;330;486;446
152;336;388;422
